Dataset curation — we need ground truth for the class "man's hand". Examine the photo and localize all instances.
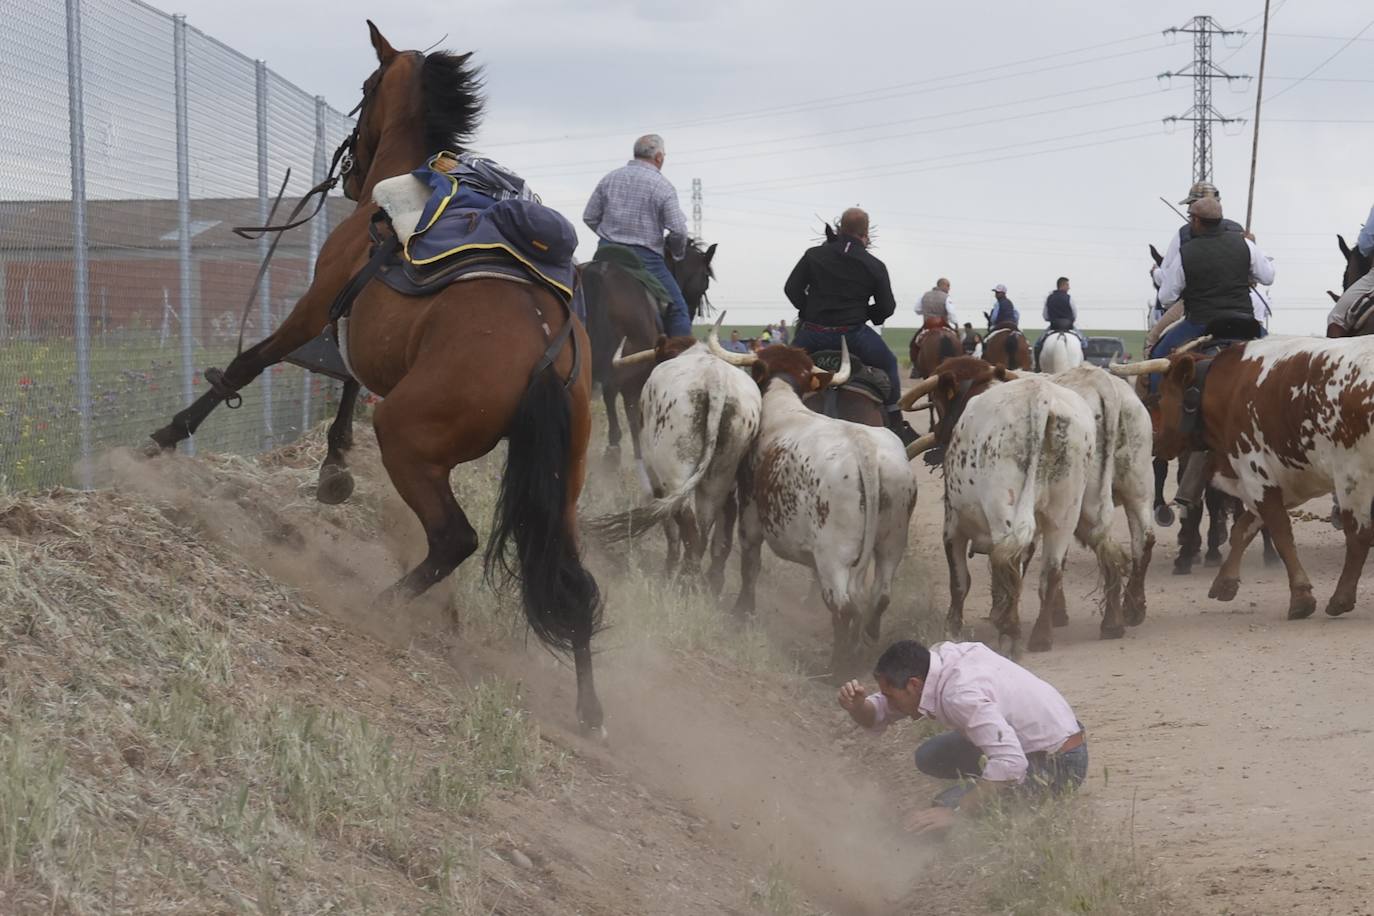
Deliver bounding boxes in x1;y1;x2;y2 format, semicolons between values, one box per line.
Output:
837;679;868;712
903;806;957;835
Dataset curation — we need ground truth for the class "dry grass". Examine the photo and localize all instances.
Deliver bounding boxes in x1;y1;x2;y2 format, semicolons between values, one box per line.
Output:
949;793;1180;916
0;432;550;914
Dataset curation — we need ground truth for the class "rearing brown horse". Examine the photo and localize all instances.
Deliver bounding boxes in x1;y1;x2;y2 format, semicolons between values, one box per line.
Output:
146;23;605;731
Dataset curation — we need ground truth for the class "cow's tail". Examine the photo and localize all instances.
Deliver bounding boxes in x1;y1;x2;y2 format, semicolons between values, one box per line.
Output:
1008;395;1050;549
585;386;726;544
853;439;882;586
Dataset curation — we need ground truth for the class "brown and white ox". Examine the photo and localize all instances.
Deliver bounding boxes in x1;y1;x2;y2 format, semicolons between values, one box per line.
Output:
1114;337;1374;619
707;322;918;677
586;333;760;593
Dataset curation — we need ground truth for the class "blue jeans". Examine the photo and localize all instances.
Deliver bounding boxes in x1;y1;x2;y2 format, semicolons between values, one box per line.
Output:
915;728;1088;807
599;240;692;337
791;324;901;409
1148;318;1208;394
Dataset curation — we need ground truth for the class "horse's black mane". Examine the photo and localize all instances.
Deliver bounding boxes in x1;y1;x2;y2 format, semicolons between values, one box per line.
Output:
420;51;484;154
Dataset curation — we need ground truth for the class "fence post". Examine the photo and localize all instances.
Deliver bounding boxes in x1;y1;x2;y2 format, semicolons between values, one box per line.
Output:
173;13;196;456
254;59;274;448
303;94;329;434
65;0;92;489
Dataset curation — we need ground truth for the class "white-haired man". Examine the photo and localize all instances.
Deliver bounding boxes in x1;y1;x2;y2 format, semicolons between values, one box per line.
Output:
583;134;692;336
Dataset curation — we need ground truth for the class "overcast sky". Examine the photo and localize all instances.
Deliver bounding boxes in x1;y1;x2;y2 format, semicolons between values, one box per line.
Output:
50;1;1374;332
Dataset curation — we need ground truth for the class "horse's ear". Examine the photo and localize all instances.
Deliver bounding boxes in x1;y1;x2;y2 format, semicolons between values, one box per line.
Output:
1339;234;1352;259
704;243;717;265
1149;244;1164;267
1328;290;1341;303
367;20;398;65
824;223;836;242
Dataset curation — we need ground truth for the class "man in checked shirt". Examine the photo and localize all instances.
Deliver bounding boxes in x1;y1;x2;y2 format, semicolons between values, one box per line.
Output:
583;134;693;337
839;640;1087;834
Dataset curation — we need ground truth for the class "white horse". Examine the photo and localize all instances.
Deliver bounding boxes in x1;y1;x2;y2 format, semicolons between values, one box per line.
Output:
1039;331;1084;374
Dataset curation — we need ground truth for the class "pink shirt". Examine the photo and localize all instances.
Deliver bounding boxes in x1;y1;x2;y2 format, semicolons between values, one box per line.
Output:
866;642;1080;783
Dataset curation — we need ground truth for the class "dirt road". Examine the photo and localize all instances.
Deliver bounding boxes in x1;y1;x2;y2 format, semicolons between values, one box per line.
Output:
899;462;1374;915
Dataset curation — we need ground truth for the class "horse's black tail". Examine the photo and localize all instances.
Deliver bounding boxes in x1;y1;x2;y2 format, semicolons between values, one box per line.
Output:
484;369;601;654
1004;330;1018;363
580;263;615;387
938;334;957;360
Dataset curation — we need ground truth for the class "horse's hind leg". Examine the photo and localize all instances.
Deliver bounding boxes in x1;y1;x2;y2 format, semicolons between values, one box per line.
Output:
602;382;622;459
317;378;361;505
373;402;478;598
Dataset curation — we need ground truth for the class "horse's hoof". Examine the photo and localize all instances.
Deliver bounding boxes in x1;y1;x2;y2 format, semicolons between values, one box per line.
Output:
1288;590;1317;620
1052;610;1069;628
996;633;1023;658
1154;504;1176;527
316;466;355;505
1027;633;1052;653
580;722;609;742
1172;559;1193;576
1325;593;1357;617
1099;622;1125;640
1204;552;1223;568
1208;576;1240;601
1124;601;1146;627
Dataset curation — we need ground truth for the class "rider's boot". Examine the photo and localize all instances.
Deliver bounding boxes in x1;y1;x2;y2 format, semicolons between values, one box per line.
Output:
887;408;920;447
1173;451;1212;514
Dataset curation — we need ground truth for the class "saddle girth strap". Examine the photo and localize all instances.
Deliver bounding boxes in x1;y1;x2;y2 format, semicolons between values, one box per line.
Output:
527;301;581;392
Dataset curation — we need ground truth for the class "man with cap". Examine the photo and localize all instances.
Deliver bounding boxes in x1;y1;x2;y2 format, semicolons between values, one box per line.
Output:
1151;194;1275;516
583;133;693;337
1033;276;1086;369
988;284;1018;330
1326;202;1374;337
785;207;920;446
1152;195;1274;362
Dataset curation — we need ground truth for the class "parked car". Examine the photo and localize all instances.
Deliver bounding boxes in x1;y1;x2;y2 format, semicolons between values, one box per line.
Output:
1083;336;1127;367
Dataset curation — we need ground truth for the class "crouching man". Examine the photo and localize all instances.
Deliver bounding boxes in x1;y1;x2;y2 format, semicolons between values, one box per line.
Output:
838;640;1087;834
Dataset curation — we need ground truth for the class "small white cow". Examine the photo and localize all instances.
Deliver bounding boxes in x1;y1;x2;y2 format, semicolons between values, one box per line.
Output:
935;375;1096;655
588;335;761;592
1048;365;1155;634
708;321;918;677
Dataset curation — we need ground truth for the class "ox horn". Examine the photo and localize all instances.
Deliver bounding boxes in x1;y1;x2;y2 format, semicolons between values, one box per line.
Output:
1174;335;1212;354
829;336;852;386
611;338;656;369
906;433;938;459
1109;358;1172;378
706;312;758;366
899;375;942;410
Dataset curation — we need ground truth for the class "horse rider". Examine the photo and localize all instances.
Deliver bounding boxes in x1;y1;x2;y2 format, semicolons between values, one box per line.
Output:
918;278;957;327
1151;194;1275;513
1033;276;1086;369
988;284;1018;330
582;134;693;337
1326;202;1374;337
785;207;920;446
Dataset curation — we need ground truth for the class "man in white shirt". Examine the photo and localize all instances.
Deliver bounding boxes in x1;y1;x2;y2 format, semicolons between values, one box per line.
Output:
838;639;1086;834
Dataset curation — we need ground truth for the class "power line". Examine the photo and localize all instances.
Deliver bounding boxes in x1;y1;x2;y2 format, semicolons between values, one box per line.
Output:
480;31;1163;147
1259;18;1374;104
521;81;1181;180
714;122;1160;194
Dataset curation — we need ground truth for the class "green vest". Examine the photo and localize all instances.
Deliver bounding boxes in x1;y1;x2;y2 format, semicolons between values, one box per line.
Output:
1180;226;1252;327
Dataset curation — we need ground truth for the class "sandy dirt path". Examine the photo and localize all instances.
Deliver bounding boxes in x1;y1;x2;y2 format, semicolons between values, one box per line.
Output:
901;460;1374;916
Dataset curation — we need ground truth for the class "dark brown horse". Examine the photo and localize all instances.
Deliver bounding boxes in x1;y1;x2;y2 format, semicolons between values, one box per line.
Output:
908;325;960;430
1326;234;1374;337
582;240;715;461
146;23;605;731
981;326;1032;371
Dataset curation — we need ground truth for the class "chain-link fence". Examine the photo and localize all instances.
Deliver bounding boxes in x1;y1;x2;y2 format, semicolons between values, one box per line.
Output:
0;0;355;490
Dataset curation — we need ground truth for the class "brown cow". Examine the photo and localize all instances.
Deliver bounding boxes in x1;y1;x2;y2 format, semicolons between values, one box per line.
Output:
1114;337;1374;620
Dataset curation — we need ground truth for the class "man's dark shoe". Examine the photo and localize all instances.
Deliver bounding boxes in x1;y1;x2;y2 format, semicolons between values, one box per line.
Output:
892;418;920;447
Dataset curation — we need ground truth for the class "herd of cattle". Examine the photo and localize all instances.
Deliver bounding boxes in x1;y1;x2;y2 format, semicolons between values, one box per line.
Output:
587;315;1374;672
